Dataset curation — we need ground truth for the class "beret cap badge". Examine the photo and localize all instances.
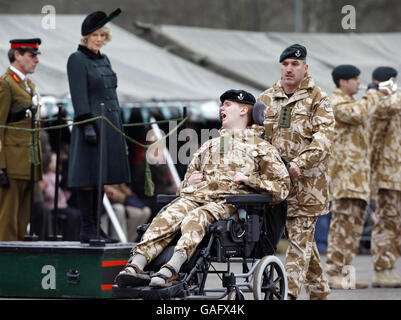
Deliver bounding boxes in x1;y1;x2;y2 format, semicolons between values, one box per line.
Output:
219;89;256;105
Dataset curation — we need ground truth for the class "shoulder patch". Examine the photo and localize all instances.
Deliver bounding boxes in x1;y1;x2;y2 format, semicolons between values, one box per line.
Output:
11;73;20;83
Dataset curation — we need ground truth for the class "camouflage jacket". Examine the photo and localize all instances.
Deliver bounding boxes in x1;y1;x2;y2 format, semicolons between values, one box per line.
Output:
178;127;291;204
257;74;335;216
370;92;401;193
328;88;380;203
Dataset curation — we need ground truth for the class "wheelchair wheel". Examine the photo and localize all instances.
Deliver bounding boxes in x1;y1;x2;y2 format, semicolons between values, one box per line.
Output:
252;255;287;300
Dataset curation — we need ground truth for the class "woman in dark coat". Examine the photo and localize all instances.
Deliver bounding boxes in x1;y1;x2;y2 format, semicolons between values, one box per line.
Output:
67;9;131;243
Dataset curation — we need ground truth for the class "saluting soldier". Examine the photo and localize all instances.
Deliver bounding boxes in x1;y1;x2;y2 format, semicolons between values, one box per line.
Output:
257;44;334;300
369;67;401;288
0;38;42;241
326;65;381;290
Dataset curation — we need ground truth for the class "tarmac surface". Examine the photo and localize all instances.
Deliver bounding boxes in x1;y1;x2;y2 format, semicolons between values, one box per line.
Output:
205;252;401;300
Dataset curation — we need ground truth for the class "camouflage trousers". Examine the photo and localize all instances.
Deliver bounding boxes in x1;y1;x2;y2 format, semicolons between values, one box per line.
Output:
134;197;235;263
326;198;367;277
285;215;331;299
371;189;401;271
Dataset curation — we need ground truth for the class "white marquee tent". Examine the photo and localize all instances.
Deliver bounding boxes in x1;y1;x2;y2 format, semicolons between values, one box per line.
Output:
0;14;258;104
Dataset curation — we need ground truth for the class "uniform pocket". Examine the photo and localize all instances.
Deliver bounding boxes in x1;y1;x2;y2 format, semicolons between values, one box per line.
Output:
296;164;328;206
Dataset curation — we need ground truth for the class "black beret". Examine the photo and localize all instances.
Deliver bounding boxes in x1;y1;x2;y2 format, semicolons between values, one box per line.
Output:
372;66;398;82
331;64;360;84
81;8;121;36
220;89;256;105
10;38;41;54
279;44;307;63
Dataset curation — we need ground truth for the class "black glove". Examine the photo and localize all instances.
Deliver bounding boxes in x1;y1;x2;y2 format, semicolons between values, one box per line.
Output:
0;170;10;188
83;124;97;146
367;82;379;90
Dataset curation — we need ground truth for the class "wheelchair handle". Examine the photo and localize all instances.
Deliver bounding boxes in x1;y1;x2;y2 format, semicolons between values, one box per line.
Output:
225;194;272;205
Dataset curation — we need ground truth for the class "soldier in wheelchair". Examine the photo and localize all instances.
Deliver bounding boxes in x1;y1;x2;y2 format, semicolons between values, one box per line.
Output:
114;89;291;299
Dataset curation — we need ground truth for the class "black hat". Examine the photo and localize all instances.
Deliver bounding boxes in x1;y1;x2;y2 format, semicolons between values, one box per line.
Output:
10;38;41;54
220;89;256;105
372;66;398;82
332;64;360;85
279;44;307;63
81;8;121;36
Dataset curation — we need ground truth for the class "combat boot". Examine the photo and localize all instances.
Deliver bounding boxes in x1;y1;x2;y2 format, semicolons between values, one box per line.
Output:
328;275;344;289
329;275;368;289
372;270;401;288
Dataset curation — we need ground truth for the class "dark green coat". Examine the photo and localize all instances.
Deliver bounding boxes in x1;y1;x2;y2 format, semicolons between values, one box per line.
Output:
67;45;131;188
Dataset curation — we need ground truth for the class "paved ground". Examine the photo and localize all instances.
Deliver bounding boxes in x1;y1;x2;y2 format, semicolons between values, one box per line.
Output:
205;252;401;300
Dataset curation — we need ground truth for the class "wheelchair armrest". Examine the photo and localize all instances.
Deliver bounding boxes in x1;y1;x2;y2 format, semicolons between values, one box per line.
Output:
225;194;272;205
156;194;179;205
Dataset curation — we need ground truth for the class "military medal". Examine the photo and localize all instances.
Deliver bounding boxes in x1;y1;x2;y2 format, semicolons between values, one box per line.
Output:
279;106;291;128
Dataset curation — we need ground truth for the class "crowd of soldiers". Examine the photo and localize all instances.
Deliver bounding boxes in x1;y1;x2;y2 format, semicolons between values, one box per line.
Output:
0;11;400;299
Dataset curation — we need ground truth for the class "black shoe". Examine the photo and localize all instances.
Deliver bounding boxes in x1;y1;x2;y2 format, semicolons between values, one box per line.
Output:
100;229;119;243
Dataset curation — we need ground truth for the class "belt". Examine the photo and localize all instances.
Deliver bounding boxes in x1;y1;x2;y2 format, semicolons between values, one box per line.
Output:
6;105;35;123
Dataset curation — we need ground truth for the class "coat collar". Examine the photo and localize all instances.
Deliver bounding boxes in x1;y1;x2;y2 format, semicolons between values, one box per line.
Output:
332;87;355;102
219;127;262;141
272;73;314;98
271;73;315;105
78;44;104;60
6;67;35;95
9;65;26;81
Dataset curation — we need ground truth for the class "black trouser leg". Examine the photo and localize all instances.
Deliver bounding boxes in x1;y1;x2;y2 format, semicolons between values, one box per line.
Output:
77;189;97;243
92;189;119;243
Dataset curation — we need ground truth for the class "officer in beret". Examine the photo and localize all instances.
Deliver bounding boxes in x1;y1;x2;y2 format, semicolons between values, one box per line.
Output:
0;38;42;240
115;89;291;288
66;8;131;243
326;64;383;290
368;66;401;288
258;43;334;299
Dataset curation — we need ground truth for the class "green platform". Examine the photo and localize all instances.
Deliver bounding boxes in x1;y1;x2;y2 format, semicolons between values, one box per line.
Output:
0;241;133;298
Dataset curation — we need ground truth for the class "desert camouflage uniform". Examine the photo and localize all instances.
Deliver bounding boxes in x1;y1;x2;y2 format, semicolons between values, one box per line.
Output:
326;88;380;278
134;128;291;263
258;73;334;299
370;92;401;272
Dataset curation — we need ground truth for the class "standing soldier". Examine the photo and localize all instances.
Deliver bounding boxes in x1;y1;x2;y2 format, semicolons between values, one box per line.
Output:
257;44;334;300
0;38;42;241
326;65;381;289
369;66;401;288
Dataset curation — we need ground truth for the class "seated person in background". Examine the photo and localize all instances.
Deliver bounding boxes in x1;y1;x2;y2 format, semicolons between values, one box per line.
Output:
102;183;151;242
115;89;291;288
40;152;81;241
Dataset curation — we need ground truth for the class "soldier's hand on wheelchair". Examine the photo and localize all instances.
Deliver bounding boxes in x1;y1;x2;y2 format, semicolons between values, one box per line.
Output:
232;172;249;184
288;162;301;181
187;171;203;185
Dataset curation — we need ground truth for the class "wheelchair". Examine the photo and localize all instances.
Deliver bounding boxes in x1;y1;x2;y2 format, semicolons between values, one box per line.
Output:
112;193;288;300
